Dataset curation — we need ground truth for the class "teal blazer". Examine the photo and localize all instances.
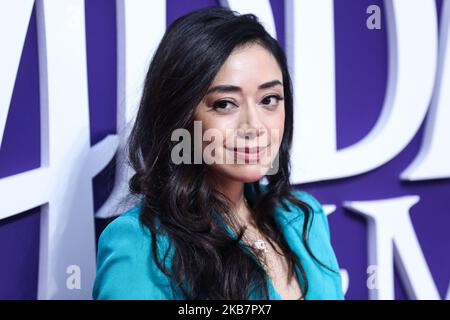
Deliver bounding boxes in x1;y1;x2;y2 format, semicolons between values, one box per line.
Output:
93;184;345;300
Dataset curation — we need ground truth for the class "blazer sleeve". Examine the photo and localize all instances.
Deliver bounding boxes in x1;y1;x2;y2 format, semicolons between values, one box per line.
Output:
294;190;346;300
92;213;174;300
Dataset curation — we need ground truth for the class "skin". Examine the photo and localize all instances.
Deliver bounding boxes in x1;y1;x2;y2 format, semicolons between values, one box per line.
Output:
193;43;285;224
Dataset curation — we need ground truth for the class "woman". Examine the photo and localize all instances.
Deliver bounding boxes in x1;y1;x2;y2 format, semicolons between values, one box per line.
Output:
93;6;344;300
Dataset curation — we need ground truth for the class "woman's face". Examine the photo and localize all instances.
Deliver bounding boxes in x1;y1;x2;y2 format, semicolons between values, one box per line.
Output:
193;43;285;183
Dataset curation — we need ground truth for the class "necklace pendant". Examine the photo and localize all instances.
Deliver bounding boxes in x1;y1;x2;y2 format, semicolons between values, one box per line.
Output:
254;239;268;253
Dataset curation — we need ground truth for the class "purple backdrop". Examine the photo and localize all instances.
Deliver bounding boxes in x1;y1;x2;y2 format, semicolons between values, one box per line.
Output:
0;0;448;299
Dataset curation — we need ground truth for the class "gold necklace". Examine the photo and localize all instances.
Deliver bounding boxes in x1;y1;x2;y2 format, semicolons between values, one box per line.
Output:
243;197;272;277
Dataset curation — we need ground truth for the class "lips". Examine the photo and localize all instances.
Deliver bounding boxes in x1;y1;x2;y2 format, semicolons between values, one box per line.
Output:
224;144;270;162
233;146;266;153
226;145;269;153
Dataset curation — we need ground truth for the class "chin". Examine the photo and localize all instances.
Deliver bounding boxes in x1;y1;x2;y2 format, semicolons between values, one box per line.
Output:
222;164;271;183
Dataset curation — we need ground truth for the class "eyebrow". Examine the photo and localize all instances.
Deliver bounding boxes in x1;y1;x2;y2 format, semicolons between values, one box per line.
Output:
206;79;283;95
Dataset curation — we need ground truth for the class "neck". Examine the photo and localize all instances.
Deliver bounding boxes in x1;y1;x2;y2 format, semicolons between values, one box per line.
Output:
208;172;252;225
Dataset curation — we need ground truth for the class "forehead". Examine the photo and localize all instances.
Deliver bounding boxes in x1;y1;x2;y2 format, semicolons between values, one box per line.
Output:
210;43;282;87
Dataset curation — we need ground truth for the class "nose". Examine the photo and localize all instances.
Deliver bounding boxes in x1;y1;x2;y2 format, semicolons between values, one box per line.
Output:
237;126;264;140
237;103;266;140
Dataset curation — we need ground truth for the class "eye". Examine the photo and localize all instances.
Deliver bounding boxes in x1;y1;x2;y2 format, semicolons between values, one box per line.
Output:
211;100;237;113
261;94;284;108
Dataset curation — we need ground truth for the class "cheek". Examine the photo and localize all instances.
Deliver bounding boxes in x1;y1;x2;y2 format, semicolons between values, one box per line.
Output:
196;114;237;160
267;111;285;146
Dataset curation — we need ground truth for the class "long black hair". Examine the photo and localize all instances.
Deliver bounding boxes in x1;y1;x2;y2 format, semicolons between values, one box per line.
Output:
126;6;332;300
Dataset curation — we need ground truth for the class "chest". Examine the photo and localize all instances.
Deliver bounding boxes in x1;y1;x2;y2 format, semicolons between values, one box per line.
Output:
262;239;304;300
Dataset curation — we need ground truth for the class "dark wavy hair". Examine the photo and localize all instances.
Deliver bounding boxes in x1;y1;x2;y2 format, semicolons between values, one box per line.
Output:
126;6;332;300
